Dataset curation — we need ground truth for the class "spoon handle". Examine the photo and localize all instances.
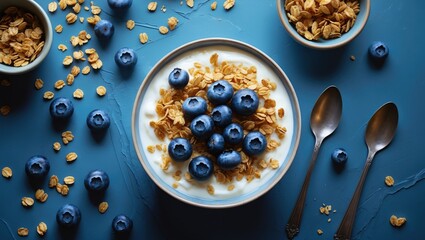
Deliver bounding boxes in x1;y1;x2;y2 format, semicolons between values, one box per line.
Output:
286;138;323;239
334;151;375;240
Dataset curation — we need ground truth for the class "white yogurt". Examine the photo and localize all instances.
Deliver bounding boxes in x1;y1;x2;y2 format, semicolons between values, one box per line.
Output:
138;46;294;200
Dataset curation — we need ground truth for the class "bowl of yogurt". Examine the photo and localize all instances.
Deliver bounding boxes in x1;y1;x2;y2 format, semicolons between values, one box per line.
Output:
132;38;301;208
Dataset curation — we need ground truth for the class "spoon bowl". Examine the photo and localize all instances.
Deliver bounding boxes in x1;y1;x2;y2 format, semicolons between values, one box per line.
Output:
366;103;399;153
311;86;343;140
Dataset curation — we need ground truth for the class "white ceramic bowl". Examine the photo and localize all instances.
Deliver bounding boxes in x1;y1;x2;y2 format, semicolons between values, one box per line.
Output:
277;0;370;49
132;38;301;208
0;0;53;75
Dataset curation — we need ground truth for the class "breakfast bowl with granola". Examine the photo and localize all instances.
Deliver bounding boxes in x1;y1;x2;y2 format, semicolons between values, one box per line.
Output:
0;0;53;75
132;38;301;208
277;0;370;49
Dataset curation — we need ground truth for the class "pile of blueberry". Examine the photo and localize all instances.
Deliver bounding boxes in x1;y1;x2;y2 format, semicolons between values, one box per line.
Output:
166;68;268;181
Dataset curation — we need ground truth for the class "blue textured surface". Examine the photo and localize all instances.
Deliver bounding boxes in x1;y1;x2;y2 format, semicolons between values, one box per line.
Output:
0;0;424;239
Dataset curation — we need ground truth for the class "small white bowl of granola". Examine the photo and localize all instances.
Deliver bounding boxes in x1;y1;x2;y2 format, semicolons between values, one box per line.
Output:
277;0;370;49
0;0;53;75
132;38;301;208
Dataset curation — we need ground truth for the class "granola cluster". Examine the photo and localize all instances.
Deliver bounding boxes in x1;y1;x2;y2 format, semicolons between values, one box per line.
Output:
149;53;287;190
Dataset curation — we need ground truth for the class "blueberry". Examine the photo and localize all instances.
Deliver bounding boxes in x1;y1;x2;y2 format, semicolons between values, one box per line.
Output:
207;80;234;105
331;148;348;166
231;88;260;116
243;131;267;156
25;155;50;179
114;47;137;69
190;115;214;140
168;138;192;162
368;41;389;61
211;105;232;128
217;150;242;170
94;20;115;39
112;214;133;234
86;109;111;132
182;97;207;119
223;123;244;145
107;0;132;10
207;133;225;155
168;68;189;89
50;97;74;120
84;170;110;193
56;204;81;228
188;156;214;181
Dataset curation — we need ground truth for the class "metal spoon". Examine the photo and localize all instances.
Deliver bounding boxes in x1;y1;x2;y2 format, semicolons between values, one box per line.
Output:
286;86;343;239
334;102;399;240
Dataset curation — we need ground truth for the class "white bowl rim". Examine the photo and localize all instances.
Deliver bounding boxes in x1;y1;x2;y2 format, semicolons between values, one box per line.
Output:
0;0;53;75
276;0;371;49
131;37;302;208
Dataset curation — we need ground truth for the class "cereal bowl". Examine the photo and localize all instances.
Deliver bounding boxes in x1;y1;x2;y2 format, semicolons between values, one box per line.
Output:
277;0;370;49
0;0;53;75
132;38;301;208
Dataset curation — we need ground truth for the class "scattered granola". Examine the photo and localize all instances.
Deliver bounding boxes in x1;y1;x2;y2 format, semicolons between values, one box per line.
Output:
0;105;11;116
58;44;68;52
317;229;323;235
96;86;107;96
0;6;45;67
82;65;91;74
66;12;78;24
127;20;135;30
159;26;169;35
63;56;73;66
62;130;74;144
17;227;29;237
35;189;48;203
48;2;58;12
55;80;66;90
73;88;84;99
21;197;34;207
98;201;109;213
55;24;64;33
186;0;194;8
320;204;332;215
49;175;59;188
284;0;360;41
36;222;47;236
148;2;158;11
390;215;407;227
385;175;394;186
223;0;236;10
168;17;179;31
139;33;149;44
211;1;217;10
64;176;75;185
66;152;78;162
71;65;81;76
1;167;12;178
43;91;55;100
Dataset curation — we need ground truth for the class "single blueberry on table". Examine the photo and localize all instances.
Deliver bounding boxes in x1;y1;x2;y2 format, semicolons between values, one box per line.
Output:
168;137;192;162
114;47;137;69
50;97;74;120
207;80;234;105
188;156;214;181
108;0;132;10
217;150;242;170
223;123;244;145
168;68;189;89
94;20;115;39
25;155;50;179
86;109;111;132
243;131;267;156
331;148;348;166
182;96;207;119
231;88;260;116
368;41;389;62
84;170;110;193
190;114;214;140
112;214;133;234
56;204;81;228
207;133;225;156
211;105;232;128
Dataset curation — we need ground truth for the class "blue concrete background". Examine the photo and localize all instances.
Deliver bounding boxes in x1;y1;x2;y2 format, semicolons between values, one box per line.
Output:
0;0;424;239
